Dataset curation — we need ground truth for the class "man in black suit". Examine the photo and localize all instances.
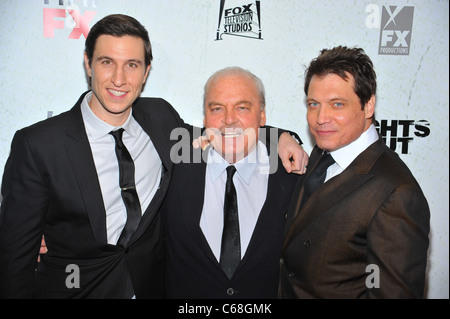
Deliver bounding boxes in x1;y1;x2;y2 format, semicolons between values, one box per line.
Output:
162;67;306;299
0;14;185;299
0;15;306;298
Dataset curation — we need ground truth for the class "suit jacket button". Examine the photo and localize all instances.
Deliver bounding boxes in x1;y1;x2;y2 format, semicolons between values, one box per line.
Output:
303;239;311;247
288;272;295;278
226;288;235;296
280;258;284;264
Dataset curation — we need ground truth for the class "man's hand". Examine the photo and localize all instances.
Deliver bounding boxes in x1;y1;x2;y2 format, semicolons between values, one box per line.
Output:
192;128;215;151
278;132;309;174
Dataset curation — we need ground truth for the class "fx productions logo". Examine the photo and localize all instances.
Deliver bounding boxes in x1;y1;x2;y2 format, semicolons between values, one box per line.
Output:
43;0;97;39
215;0;262;40
374;119;430;154
366;5;414;55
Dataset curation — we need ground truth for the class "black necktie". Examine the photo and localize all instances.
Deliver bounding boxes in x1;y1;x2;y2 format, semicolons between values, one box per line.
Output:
303;152;335;203
109;128;141;248
220;165;241;279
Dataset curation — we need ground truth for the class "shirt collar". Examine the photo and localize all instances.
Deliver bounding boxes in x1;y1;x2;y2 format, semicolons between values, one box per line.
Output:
81;91;138;140
330;124;379;170
207;141;268;185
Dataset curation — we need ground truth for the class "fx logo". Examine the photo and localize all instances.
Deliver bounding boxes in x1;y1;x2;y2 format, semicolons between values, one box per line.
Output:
43;0;97;39
379;6;414;55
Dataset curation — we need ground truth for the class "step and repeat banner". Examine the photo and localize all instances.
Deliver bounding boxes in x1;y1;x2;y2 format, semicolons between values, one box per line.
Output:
0;0;448;298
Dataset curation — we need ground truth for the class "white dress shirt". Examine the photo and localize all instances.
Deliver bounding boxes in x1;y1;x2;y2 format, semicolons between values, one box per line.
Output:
326;124;379;182
200;141;270;261
81;92;162;245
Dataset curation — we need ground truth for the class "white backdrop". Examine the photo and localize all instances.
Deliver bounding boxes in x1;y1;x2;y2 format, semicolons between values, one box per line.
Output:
0;0;448;298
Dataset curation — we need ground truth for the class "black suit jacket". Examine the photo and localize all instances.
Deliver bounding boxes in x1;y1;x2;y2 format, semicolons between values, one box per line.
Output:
280;139;430;298
0;91;185;298
162;128;300;299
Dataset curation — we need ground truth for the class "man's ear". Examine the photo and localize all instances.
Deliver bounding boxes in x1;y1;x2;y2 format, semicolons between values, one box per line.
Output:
365;95;375;119
143;64;151;84
84;52;92;77
260;109;267;126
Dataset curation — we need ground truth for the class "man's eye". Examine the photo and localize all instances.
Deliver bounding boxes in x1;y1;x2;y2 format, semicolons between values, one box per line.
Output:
307;102;319;108
128;63;137;68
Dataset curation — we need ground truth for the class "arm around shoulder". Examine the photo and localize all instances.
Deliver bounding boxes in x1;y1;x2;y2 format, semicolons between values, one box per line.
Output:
267;126;309;174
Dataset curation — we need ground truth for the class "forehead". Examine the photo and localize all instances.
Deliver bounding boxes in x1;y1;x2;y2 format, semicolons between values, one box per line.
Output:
308;73;356;97
206;74;259;102
310;72;354;89
94;34;145;58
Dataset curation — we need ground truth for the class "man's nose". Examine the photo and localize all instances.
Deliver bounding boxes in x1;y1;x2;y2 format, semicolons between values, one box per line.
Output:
111;66;126;87
224;109;237;125
316;106;332;124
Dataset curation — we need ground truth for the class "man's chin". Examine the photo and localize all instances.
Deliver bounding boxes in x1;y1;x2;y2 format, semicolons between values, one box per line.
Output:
316;141;335;152
210;135;243;151
217;148;246;164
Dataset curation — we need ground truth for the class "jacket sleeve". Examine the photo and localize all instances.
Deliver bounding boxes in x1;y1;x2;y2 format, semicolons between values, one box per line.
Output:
365;182;430;298
0;129;49;298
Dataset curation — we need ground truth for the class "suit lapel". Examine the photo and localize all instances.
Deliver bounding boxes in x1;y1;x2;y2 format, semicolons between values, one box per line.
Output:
285;146;322;223
240;157;295;265
64;95;108;245
132;102;172;169
180;148;223;265
238;128;292;267
283;139;386;250
127;103;174;246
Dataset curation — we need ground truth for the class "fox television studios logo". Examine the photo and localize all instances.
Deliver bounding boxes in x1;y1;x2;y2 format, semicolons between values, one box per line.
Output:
215;0;262;41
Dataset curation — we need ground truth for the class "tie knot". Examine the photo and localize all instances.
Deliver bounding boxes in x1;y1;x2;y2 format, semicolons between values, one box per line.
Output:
109;128;125;141
226;165;237;179
318;152;335;168
301;152;335;204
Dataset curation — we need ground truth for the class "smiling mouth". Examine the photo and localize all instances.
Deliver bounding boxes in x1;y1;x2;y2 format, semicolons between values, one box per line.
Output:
221;128;244;138
222;132;242;138
108;89;127;97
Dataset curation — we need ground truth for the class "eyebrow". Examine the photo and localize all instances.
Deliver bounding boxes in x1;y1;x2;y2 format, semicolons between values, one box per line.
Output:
208;100;252;107
307;97;349;102
96;56;144;65
234;100;252;106
328;97;349;103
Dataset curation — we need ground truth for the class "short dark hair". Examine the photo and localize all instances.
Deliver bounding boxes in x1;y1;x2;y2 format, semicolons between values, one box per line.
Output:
85;14;153;68
304;46;377;109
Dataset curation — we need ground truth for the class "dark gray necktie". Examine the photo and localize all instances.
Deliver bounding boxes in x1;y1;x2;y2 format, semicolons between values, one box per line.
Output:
109;128;142;248
303;152;335;203
220;165;241;279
